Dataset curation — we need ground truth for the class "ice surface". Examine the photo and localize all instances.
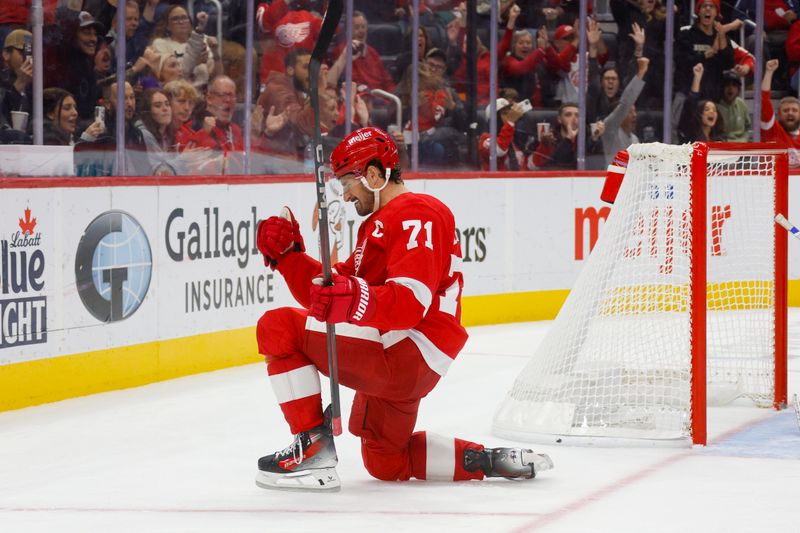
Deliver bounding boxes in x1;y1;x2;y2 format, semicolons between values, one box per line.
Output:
1;313;798;533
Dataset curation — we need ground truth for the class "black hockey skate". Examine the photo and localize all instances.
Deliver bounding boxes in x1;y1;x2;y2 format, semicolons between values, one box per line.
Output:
463;447;554;480
256;409;340;492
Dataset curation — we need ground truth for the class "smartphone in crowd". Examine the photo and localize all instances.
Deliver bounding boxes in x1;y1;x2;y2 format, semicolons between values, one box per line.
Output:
518;99;533;114
95;106;106;124
23;34;32;62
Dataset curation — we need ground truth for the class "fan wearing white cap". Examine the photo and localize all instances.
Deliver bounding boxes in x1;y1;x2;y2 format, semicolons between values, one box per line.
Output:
478;97;532;171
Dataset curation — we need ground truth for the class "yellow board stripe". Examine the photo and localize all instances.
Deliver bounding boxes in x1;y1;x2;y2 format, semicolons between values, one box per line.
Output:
0;327;261;412
2;282;799;412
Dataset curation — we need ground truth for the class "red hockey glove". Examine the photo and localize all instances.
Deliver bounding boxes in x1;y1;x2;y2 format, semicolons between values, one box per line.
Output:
309;274;377;325
256;206;305;269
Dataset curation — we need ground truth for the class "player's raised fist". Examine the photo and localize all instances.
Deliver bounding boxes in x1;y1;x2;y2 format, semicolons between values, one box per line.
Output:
309;274;376;325
256;206;305;269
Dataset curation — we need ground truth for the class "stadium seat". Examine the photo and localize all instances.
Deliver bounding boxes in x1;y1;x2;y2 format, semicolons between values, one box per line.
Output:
368;23;404;57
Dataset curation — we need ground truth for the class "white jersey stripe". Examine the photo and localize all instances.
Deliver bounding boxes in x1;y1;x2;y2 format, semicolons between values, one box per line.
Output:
425;433;456;481
386;276;433;312
305;318;453;377
762;115;775;131
306;316;383;343
269;364;321;404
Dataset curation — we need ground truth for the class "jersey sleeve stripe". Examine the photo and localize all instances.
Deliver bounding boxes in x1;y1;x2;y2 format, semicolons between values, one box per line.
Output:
761;115;776;130
387;276;433;312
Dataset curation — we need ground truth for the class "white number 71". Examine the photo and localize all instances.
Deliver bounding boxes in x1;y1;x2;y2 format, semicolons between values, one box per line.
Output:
402;220;433;250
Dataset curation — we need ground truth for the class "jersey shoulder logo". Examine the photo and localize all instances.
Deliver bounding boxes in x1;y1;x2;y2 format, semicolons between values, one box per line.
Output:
276;22;311;47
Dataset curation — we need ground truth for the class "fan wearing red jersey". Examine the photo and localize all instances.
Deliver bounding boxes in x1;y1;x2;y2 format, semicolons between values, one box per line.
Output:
254;127;553;491
760;59;800;167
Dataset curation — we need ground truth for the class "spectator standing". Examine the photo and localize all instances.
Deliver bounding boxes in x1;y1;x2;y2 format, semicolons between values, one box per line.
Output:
331;11;395;93
255;48;316;161
256;0;321;86
760;59;800;167
673;0;735;135
450;4;514;107
45;11;105;129
394;27;431;85
151;5;216;89
716;71;751;142
600;57;649;165
679;63;725;142
500;28;547;107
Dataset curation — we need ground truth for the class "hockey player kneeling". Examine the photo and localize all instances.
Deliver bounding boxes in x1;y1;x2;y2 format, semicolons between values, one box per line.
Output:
254;127;553;491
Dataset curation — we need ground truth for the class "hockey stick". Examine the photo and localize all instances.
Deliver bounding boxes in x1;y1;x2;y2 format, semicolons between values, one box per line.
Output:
309;0;344;436
775;214;800;241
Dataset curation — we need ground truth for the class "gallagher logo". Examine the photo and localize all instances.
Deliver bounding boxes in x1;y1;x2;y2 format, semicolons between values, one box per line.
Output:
1;207;47;349
75;211;152;322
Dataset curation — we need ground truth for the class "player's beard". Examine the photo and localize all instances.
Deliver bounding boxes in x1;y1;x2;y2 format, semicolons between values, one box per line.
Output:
353;194;374;216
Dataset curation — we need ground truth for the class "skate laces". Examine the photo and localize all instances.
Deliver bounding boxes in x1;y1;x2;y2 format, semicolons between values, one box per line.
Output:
280;433;306;465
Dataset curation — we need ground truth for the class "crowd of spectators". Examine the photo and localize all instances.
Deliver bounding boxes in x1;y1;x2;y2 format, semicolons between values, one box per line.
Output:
1;0;799;175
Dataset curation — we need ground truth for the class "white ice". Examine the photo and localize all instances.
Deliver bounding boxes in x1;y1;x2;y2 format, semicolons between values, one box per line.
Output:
1;312;799;533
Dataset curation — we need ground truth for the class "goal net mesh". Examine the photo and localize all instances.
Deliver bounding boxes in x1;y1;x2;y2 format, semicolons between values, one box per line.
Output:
493;143;777;443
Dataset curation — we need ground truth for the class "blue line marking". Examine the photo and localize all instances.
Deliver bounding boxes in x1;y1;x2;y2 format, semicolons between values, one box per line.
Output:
704;410;800;460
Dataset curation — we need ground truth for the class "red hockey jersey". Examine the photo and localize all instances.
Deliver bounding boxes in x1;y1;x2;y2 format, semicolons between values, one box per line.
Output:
277;192;468;376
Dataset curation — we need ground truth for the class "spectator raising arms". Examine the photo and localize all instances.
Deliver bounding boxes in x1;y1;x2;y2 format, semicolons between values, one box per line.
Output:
151;5;216;89
600;56;649;165
679;63;725;143
501;26;547;107
761;59;800;167
479;98;532;170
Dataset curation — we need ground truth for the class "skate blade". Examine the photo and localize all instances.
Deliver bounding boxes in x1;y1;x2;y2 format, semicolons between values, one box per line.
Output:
255;467;341;492
524;452;554;474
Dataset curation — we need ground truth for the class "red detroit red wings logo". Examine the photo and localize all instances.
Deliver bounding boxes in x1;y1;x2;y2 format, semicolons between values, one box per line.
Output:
276;22;311;47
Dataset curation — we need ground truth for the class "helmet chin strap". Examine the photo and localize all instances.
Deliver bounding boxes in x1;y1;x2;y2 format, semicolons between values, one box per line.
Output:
359;167;392;214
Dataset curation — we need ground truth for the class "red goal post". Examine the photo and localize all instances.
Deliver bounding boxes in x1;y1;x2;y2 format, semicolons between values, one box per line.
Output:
493;142;788;447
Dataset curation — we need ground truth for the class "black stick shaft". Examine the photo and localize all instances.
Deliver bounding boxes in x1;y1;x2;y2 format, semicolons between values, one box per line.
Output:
309;0;344;436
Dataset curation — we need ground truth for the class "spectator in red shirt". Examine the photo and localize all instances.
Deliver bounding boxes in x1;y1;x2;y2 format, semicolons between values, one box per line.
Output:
256;0;321;87
501;26;548;107
765;0;797;30
479;97;534;170
163;79;200;151
192;75;244;174
761;59;800;167
330;11;395;93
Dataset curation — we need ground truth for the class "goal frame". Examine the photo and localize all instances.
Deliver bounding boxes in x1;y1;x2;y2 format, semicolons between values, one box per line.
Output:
691;143;788;445
493;142;788;447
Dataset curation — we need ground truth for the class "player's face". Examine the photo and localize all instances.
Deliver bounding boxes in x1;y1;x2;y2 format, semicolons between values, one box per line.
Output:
779;102;800;131
339;173;374;216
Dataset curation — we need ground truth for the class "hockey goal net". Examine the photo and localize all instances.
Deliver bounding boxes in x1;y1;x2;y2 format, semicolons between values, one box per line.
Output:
493;143;788;446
